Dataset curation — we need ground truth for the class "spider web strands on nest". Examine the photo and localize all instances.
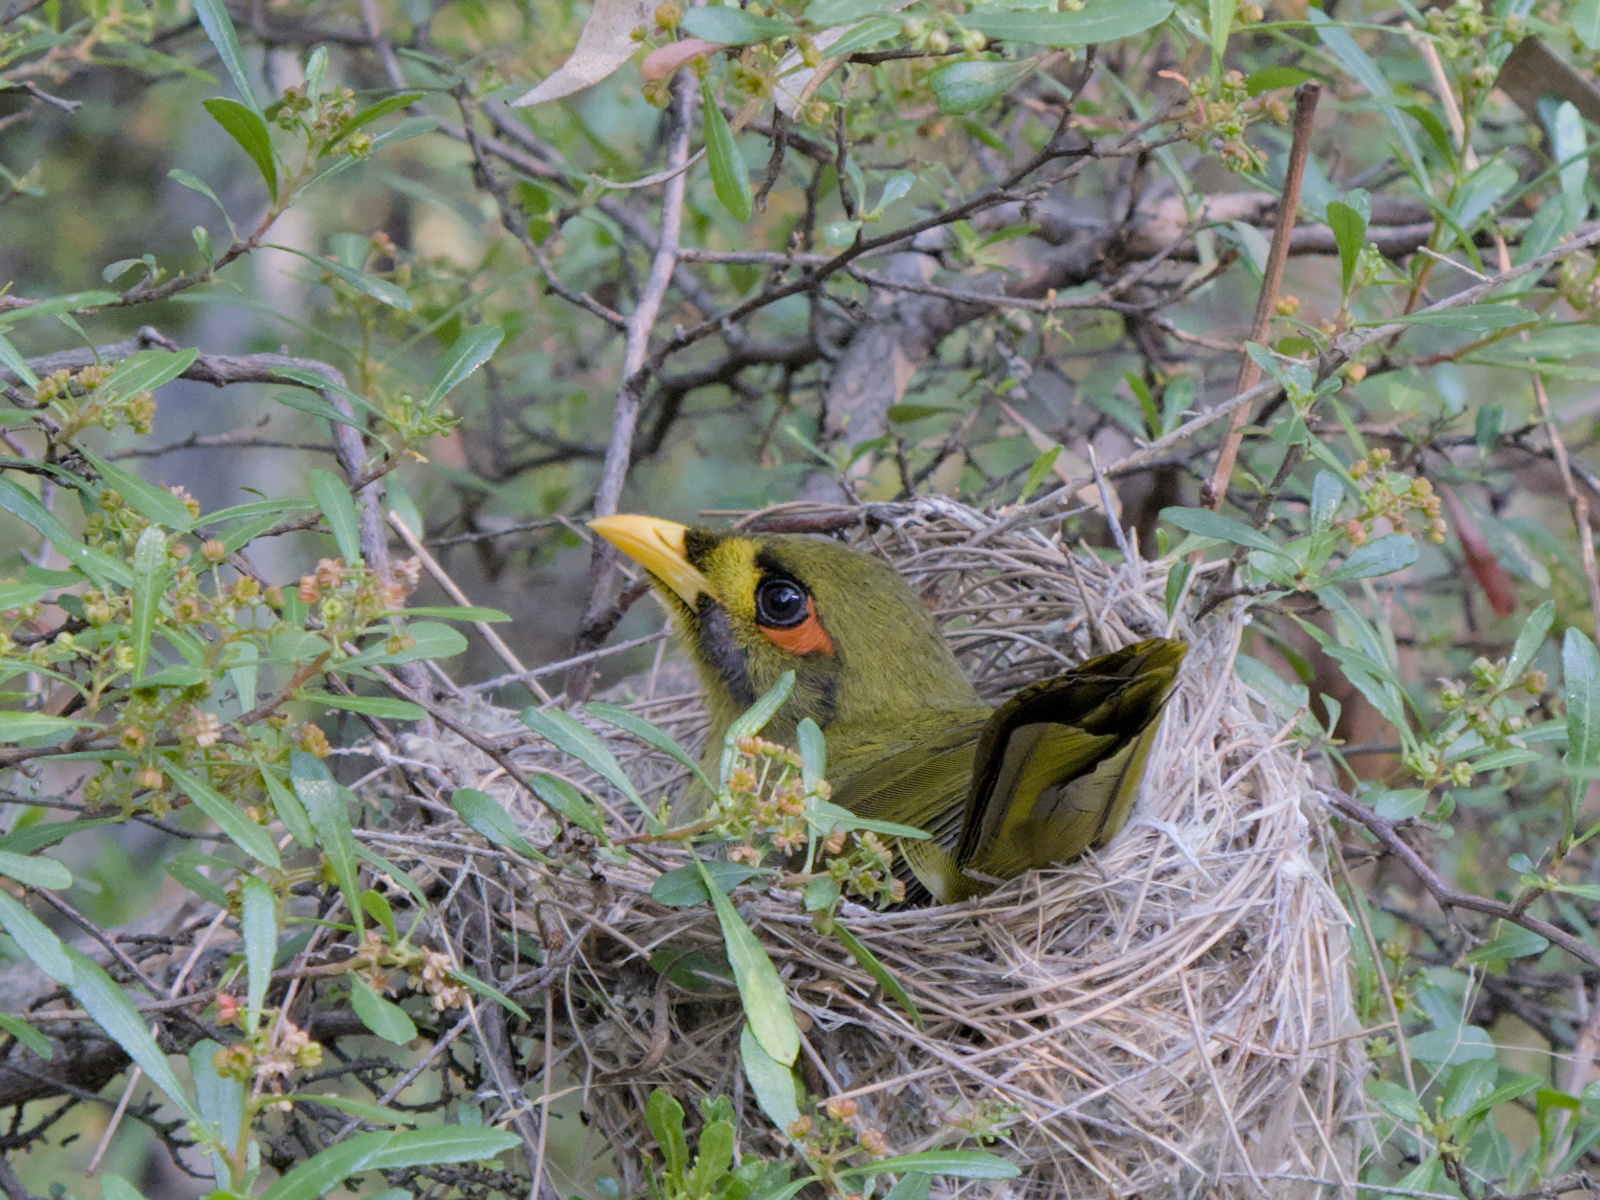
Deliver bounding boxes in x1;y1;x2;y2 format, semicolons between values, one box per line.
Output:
370;497;1363;1198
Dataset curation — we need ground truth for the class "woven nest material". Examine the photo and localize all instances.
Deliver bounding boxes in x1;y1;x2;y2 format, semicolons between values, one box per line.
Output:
381;498;1364;1199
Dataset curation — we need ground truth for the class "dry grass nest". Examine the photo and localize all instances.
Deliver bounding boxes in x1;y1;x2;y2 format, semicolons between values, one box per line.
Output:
379;497;1364;1199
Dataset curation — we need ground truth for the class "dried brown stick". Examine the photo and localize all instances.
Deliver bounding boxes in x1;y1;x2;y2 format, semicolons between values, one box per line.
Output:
1203;80;1321;514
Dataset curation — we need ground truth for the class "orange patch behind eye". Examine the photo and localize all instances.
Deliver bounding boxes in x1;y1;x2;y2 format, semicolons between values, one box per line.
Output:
760;595;834;656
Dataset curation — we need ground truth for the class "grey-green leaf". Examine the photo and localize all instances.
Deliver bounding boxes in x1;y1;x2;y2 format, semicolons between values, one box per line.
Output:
695;854;799;1065
703;96;752;222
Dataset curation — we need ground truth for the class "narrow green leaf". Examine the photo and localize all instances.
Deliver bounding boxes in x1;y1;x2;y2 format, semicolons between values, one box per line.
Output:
345;622;468;666
292;751;363;934
1208;0;1234;67
202;98;278;202
694;853;799;1066
102;347;201;397
0;334;39;389
1407;1023;1496;1064
421;324;504;412
1577;0;1600;49
0;1013;53;1059
963;0;1171;46
1020;445;1061;499
647;1090;690;1176
836;1150;1019;1180
0;847;73;890
272;245;413;310
166;761;283;869
351;975;418;1044
64;945;203;1123
520;706;648;816
797;716;826;793
587;701;714;793
703;97;752;222
1244;66;1309;95
1160;506;1288;559
823;16;899;55
240;875;276;1028
1503;600;1553;688
928;57;1036;115
652;861;771;906
169;168;238;239
1309;10;1422;180
191;1037;244;1180
382;605;510;622
129;525;167;681
1360;303;1531;332
1326;196;1368;297
740;1023;802;1134
0;712;96;743
79;450;197;532
528;774;606;839
193;0;259;110
324;92;425;153
834;922;922;1028
306;693;426;721
363;1126;521;1169
722;672;796;775
0;888;73;982
682;6;793;43
307;468;363;564
260;764;315;848
1464;924;1548;963
450;788;545;859
1321;533;1417;584
281;1092;416;1124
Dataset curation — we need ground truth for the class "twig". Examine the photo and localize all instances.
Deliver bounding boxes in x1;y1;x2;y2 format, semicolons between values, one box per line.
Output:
566;71;692;703
1203;80;1321;513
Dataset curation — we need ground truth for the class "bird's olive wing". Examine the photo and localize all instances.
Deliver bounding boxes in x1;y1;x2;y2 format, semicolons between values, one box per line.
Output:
953;638;1186;881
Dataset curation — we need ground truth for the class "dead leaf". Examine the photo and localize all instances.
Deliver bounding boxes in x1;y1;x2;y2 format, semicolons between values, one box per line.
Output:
511;0;660;107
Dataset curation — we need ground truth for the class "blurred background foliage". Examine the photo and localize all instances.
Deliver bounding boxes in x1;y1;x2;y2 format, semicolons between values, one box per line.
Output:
3;0;1600;1192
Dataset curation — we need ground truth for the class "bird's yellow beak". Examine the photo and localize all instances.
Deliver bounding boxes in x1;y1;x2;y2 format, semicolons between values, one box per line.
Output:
588;514;718;609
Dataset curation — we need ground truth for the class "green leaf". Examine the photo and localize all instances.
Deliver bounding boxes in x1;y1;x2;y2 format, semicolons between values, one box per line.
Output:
202;98;277;202
652;861;771;906
1208;0;1234;66
240;874;276;1027
0;1013;52;1059
528;774;606;839
0;712;96;743
346;621;469;666
1577;0;1600;49
1326;193;1368;297
703;96;752;222
292;751;363;935
129;525;166;682
281;1091;416;1124
65;944;203;1123
587;701;714;793
823;15;900;55
740;1023;802;1133
1447;158;1517;238
1159;506;1288;559
836;1150;1019;1180
1321;533;1417;584
834;921;922;1028
1367;1078;1425;1123
1464;924;1549;963
721;672;796;782
450;788;545;859
927;58;1036;115
351;975;418;1044
797;716;825;793
259;1129;520;1200
421;324;504;413
0;334;39;390
1020;445;1061;499
79;450;197;532
0;888;73;983
1244;66;1310;95
962;0;1172;46
682;6;794;43
307;467;363;564
694;852;799;1066
1504;600;1553;688
307;693;427;721
261;764;315;848
1360;303;1531;332
193;0;259;110
324;92;426;153
1408;1023;1496;1064
1308;9;1422;180
166;761;283;869
390;605;510;622
273;245;413;310
647;1089;689;1177
521;705;648;817
1367;787;1428;819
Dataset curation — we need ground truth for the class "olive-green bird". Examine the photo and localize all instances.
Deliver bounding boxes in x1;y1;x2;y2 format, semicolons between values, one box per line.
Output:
590;514;1186;905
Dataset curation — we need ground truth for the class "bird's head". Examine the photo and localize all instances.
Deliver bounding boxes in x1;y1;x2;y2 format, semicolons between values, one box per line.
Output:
590;515;979;746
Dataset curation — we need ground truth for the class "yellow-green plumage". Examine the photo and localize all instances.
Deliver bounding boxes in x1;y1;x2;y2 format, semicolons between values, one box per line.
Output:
590;515;1185;905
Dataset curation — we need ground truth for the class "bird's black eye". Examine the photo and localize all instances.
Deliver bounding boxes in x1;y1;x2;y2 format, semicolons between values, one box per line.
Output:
755;577;808;628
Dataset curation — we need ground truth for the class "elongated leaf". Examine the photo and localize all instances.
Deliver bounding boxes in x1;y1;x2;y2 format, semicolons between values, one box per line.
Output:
450;787;546;859
0;1013;52;1059
202;98;277;202
963;0;1171;46
836;1150;1019;1180
307;468;363;564
740;1023;802;1133
292;751;363;933
520;705;647;816
834;922;922;1028
307;693;426;721
193;0;259;110
528;774;606;838
1326;196;1367;297
79;450;196;532
1503;600;1553;688
362;1125;521;1169
1321;533;1417;584
1160;506;1289;559
0;888;73;982
324;92;425;154
0;848;70;890
653;861;771;906
682;6;793;43
129;525;166;681
272;245;412;310
587;701;713;792
703;96;752;222
421;324;504;413
928;57;1035;115
0;712;96;742
166;762;283;869
240;874;276;1027
1361;303;1531;332
260;764;315;848
0;334;38;389
64;945;203;1123
1309;9;1422;179
694;853;799;1065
